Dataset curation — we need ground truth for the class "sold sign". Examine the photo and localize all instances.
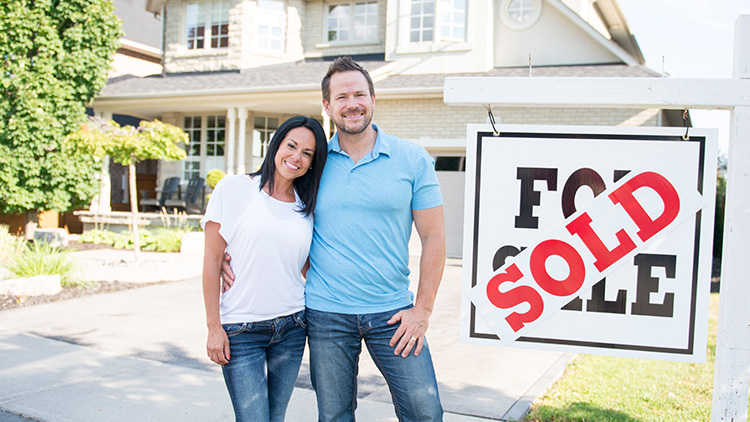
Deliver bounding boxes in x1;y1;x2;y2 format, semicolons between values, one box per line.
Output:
462;125;716;360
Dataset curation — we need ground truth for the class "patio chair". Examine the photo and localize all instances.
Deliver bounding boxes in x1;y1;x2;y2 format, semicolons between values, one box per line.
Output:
139;177;181;212
165;177;206;214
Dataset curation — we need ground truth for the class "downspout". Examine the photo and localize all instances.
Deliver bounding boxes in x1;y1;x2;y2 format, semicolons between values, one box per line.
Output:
161;4;167;77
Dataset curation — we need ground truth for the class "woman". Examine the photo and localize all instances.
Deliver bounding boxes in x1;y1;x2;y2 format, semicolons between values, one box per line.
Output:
201;115;327;422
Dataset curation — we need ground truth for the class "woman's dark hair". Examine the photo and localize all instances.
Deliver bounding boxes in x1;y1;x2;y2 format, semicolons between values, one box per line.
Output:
251;115;328;217
321;56;375;102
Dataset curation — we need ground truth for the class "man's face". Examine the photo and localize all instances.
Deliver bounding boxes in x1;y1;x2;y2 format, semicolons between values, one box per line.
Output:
323;71;375;136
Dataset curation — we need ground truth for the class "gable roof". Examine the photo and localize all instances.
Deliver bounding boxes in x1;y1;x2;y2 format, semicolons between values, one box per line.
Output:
115;0;162;50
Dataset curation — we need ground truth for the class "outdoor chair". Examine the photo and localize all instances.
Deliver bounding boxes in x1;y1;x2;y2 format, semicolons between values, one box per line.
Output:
139;177;181;213
164;177;206;214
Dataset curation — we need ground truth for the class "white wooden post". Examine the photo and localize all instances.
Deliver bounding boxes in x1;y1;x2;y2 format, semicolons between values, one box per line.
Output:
443;15;750;421
711;15;750;422
226;107;236;175
237;107;247;174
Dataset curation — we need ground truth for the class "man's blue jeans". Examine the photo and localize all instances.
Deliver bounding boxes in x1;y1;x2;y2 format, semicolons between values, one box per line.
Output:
307;306;443;422
221;310;307;422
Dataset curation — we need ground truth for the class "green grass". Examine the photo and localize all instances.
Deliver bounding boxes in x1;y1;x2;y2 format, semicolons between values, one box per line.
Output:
524;294;721;422
4;242;86;287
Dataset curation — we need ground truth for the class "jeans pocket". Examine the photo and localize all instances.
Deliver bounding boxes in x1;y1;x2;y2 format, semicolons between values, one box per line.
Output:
223;322;250;337
293;310;307;329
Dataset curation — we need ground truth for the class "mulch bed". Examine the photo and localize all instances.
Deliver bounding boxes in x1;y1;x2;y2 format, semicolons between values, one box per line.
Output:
0;241;171;312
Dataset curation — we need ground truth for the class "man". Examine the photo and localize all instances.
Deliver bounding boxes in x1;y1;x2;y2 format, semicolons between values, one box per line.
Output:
224;56;446;421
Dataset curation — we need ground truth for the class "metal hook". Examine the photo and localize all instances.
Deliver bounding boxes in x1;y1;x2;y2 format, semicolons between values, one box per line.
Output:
486;106;500;137
682;108;690;140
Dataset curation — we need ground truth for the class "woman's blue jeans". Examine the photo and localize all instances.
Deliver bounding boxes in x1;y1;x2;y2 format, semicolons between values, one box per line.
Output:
221;310;307;422
307;306;443;422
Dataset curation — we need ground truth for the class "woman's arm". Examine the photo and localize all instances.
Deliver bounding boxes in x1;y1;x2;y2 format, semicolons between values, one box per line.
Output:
202;221;231;365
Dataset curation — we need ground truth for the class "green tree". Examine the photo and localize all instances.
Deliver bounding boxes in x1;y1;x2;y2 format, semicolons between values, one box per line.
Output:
67;118;188;261
0;0;121;215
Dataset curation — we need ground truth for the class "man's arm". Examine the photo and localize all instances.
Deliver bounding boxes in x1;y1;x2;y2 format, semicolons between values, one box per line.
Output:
388;205;446;357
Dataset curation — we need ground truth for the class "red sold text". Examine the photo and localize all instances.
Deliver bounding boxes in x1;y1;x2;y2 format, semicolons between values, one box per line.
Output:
487;167;681;333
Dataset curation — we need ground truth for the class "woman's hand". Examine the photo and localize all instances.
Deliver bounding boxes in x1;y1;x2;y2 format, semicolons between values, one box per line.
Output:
206;325;231;365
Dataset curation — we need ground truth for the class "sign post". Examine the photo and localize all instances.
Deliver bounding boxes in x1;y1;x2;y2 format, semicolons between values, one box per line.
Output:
444;15;750;421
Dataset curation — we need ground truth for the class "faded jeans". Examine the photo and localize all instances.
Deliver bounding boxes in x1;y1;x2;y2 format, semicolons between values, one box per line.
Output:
221;310;307;422
307;305;442;422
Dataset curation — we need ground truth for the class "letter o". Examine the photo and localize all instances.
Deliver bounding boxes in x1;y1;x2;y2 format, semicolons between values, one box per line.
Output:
530;239;586;297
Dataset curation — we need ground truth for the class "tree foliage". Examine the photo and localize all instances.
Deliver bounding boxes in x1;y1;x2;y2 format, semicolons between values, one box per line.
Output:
68;118;189;164
0;0;122;214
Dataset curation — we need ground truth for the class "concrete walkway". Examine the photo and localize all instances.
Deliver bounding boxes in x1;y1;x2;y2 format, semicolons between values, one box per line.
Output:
0;247;573;422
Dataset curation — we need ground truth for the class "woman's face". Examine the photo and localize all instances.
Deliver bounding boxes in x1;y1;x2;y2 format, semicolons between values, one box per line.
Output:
274;126;316;182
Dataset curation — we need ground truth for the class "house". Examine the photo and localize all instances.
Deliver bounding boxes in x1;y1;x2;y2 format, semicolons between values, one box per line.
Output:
90;0;687;256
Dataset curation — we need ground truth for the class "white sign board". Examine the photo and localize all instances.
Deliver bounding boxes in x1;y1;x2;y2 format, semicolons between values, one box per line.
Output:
461;124;718;362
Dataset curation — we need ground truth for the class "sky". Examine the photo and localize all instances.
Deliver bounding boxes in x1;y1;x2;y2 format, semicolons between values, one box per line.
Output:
616;0;750;155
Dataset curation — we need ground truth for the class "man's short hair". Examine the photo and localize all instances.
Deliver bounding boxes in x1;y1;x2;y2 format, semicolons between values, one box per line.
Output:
321;56;375;101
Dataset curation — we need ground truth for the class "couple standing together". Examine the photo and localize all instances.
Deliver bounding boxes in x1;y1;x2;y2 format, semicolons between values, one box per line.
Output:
202;56;446;422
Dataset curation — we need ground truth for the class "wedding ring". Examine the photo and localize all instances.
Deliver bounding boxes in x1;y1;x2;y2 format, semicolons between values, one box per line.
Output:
410;336;418;342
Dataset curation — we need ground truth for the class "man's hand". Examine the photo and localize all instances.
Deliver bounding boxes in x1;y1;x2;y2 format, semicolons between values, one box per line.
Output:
221;252;235;293
387;306;432;357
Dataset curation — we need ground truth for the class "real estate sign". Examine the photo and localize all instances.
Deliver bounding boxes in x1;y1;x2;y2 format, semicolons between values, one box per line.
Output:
460;124;718;362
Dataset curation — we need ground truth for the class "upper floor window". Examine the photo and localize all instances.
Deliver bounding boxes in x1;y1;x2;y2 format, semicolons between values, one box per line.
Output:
256;0;286;52
326;1;378;44
499;0;541;30
410;0;466;43
186;0;230;50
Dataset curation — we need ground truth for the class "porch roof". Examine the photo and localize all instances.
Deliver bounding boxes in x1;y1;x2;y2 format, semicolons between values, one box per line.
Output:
99;60;658;99
93;60;660;119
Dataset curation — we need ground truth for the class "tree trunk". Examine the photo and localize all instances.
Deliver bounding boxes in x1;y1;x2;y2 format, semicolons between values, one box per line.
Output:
129;159;141;263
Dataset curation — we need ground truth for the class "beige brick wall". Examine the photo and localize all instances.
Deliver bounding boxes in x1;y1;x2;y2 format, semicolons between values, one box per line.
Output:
373;98;660;141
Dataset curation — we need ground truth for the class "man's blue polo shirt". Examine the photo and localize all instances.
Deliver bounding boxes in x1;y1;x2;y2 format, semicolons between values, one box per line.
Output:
305;124;443;314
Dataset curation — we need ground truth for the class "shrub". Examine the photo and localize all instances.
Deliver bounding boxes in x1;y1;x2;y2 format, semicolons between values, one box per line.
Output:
206;169;226;188
79;227;193;253
5;243;84;288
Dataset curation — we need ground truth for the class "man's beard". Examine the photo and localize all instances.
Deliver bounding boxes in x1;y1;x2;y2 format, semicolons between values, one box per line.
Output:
334;111;372;135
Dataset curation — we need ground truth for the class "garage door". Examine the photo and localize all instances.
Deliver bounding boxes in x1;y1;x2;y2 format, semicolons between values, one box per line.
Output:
435;156;466;258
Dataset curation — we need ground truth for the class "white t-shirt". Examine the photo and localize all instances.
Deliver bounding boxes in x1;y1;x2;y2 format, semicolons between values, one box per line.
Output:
201;174;312;324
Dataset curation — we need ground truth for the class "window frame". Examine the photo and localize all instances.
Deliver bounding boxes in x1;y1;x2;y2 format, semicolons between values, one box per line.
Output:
396;0;471;54
321;0;380;47
183;0;231;52
254;0;287;54
182;114;227;180
499;0;542;31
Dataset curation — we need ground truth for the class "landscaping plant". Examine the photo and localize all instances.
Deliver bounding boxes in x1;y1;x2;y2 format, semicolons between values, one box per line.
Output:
4;242;83;287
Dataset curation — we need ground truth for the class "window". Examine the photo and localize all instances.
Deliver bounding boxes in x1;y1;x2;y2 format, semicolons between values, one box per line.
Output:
507;0;534;23
439;0;466;42
327;1;378;43
434;156;465;172
182;115;226;180
499;0;541;30
256;0;286;52
185;0;230;50
253;116;279;158
410;0;466;43
206;116;226;157
183;116;203;180
410;0;434;42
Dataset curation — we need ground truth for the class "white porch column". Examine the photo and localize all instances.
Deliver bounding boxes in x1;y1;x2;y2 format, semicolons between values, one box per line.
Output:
711;15;750;422
237;107;248;174
322;105;331;139
89;110;112;213
226;107;237;175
